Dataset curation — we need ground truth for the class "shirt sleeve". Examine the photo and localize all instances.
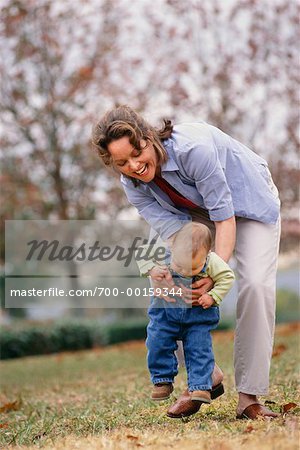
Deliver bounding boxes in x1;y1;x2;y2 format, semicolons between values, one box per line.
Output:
121;177;190;241
178;135;235;221
206;252;235;305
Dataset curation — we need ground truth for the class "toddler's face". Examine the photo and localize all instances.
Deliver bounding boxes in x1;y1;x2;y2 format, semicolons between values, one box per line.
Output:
171;249;208;277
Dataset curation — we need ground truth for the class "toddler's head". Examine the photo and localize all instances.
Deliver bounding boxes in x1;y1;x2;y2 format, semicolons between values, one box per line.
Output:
170;223;212;277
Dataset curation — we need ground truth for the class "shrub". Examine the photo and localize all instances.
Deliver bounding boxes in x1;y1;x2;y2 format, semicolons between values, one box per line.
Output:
276;289;300;323
0;318;148;360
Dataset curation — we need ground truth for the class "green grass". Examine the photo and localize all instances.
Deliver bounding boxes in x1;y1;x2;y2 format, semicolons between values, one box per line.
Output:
0;324;299;449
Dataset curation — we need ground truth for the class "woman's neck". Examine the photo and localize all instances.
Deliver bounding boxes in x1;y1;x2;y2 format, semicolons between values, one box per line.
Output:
155;166;162;177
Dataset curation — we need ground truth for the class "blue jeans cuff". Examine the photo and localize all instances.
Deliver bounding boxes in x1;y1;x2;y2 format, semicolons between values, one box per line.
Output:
152;378;174;384
189;385;212;391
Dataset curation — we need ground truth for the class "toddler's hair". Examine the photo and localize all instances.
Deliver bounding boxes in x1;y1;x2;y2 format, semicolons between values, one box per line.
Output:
172;223;212;260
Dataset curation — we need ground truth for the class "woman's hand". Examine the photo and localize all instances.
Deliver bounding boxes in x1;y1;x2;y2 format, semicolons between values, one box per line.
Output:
149;265;177;303
179;276;214;304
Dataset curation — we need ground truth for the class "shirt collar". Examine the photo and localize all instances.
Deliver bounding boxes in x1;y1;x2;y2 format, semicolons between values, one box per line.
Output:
200;260;208;274
160;143;179;172
160;157;179;173
200;251;211;274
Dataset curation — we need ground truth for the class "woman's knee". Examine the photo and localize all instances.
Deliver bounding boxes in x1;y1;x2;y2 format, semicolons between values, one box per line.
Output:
238;275;275;297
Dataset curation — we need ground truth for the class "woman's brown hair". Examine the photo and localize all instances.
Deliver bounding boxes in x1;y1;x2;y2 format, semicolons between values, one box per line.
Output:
91;105;173;183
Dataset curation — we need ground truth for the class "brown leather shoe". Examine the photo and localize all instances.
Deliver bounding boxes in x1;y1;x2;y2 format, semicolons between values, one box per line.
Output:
167;389;200;418
151;383;174;401
167;383;224;418
236;403;280;420
191;390;211;403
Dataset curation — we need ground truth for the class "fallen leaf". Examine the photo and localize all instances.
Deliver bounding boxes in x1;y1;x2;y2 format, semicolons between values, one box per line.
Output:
243;424;255;433
0;400;20;413
0;423;9;428
282;402;297;414
127;434;139;441
126;435;144;447
272;344;287;357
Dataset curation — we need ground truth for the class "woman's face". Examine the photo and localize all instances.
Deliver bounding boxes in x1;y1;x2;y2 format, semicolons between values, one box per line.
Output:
108;136;158;182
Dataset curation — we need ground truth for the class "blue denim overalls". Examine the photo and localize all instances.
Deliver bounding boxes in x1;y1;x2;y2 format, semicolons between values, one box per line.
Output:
146;264;219;391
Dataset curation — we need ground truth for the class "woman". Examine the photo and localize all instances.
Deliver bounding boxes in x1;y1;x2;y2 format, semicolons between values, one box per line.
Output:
92;105;281;419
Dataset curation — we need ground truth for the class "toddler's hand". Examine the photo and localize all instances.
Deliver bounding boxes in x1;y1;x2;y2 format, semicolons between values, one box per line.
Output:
149;265;169;281
148;265;176;303
198;293;214;309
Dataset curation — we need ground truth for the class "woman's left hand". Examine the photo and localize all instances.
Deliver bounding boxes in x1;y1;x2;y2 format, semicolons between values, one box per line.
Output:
179;277;214;304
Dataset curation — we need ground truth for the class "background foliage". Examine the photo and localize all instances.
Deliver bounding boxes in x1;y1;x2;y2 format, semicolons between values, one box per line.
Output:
0;0;299;320
1;0;299;226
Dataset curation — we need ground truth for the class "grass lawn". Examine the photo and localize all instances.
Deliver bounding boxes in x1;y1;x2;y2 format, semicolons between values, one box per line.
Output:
0;323;299;449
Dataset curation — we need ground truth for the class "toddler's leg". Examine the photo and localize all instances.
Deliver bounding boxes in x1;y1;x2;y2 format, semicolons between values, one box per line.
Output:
182;307;219;393
146;307;179;385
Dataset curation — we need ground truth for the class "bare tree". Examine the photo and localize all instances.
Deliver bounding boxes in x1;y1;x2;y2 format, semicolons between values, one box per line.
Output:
0;0;129;315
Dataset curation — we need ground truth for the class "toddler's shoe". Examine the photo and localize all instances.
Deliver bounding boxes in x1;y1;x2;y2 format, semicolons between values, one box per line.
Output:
151;383;174;401
190;390;211;403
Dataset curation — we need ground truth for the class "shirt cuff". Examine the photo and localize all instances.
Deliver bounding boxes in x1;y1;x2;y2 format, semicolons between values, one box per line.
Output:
208;204;235;222
208;290;222;306
140;262;156;277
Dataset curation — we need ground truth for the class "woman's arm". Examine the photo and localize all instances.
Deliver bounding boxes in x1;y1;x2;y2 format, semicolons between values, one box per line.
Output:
179;217;236;302
214;216;236;262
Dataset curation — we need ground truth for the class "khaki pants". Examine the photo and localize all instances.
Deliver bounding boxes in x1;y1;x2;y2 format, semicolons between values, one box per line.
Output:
176;208;281;395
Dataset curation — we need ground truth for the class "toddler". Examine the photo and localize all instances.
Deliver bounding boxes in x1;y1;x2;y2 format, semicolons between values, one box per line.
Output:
137;222;235;404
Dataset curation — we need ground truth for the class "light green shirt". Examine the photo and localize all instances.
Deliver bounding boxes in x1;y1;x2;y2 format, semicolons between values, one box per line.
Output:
135;244;235;306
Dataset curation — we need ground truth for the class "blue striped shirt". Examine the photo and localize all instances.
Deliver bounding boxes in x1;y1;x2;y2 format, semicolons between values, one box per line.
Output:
121;122;280;241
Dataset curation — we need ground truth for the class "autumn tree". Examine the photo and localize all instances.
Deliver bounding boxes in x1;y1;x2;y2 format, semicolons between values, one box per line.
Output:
1;0;299;297
114;0;299;222
0;0;130;315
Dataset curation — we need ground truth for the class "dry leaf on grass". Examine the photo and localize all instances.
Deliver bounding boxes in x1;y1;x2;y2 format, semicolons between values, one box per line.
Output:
126;434;139;441
282;402;297;414
272;344;287;357
0;400;21;413
0;422;9;428
126;434;144;447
